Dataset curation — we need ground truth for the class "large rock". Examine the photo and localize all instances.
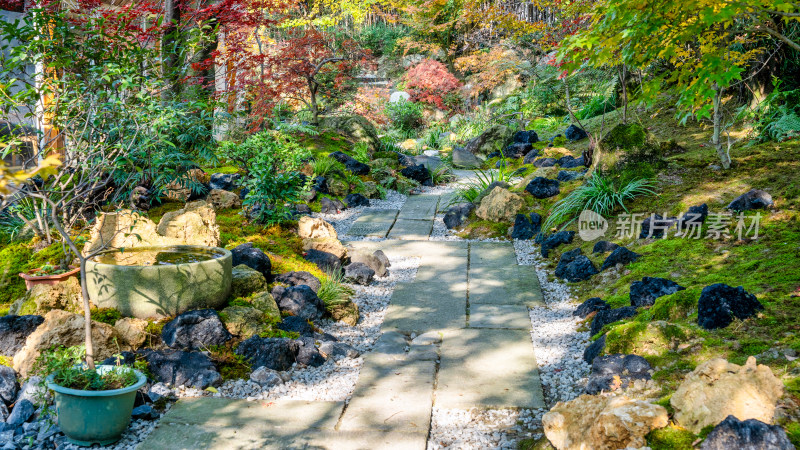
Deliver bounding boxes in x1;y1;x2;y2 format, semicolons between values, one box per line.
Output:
318;115;381;151
585;354;652;394
207;189;241;210
671;357;783;433
574;298;609;319
727;189;774;211
13;277;83;316
0;365;18;406
584;335;607;364
345;193;370;208
701;415;793;450
13;310;125;377
400;164;432;185
505;143;533;159
231;264;267;299
464;124;514;156
557;170;585;182
235;337;300;371
298;216;338;240
525;177;560;199
83;211;159;255
561;156;586;169
541;231;575;258
114;317;149;348
344;262;375;286
161;309;233;350
600;246;641;271
510;214;536;240
630;277;686;308
679;203;709;229
209;173;240;191
275;271;322;293
272;285;326;321
277;316;314;336
220;306;265;339
230;243;272;281
156;201;221;248
452;146;481;169
565;124;588;141
522;149;540;165
533;157;557;168
0;315;44;356
475;187;524;222
513;130;539;144
139;349;221;389
555;248;599;282
251;291;281;319
296;337;326;367
302;237;347;260
329;151;370;176
592;241;619;254
698;283;763;330
590;306;638;337
597;123;666;173
349;250;388;277
443;203;475;229
320;197;345;214
543;394;668;450
304;249;342;274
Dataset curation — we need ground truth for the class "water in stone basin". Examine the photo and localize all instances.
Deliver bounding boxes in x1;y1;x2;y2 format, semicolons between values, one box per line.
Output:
94;248;225;266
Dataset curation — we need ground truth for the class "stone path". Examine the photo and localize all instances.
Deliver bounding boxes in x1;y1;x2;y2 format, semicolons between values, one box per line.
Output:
140;188;546;450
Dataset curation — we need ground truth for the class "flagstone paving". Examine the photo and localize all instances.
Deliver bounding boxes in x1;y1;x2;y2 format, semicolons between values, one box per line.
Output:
141;188;546;450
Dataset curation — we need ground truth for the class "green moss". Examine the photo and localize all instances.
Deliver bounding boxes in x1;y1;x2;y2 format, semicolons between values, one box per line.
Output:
298;130;354;160
146;201;185;224
91;308;122;325
0;241;68;307
784;422;800;448
203;166;240;175
208;344;252;381
646;426;697;450
258;328;300;339
605;320;692;357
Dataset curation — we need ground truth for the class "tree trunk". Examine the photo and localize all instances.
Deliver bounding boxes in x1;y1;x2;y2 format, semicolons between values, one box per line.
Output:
162;0;183;102
712;85;731;169
79;259;95;370
619;65;628;124
309;79;320;124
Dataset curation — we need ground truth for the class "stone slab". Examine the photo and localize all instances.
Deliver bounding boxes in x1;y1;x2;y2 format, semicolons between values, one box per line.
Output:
469;242;519;268
436;328;545;409
387;219;434;240
469;304;531;329
382;282;466;332
348;210;398;237
138;398;345;450
469;266;544;307
344;240;467;260
339;359;436;434
398;195;440;220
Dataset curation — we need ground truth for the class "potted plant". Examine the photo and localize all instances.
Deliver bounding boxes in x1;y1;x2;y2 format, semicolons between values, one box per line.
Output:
34;346;147;446
19;258;80;290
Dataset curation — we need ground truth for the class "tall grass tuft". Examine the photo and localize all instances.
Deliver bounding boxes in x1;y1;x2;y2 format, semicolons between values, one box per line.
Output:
542;173;655;231
317;270;354;308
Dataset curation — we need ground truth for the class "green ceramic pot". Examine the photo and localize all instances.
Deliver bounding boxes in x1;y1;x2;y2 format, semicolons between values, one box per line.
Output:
47;365;147;446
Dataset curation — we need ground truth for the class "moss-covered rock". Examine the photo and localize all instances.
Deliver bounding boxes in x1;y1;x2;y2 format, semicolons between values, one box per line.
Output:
327;178;349;197
372;158;400;171
464;124;514;156
11;277;83;316
597;123;664;173
605;320;694;357
373;151;399;160
220;306;266;339
318;115;381;151
231;265;266;299
360;181;380;199
251;291;280;320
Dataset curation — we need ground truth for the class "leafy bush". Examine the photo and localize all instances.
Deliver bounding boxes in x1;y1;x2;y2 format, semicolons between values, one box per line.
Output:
310;157;341;177
543;174;656;231
403;59;463;110
221;131;312;225
356;23;409;57
576;94;617;120
385;99;425;135
430;164;456;185
745;79;800;142
32;346;140;391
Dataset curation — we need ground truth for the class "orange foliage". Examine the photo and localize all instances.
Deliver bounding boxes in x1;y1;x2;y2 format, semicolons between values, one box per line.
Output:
403;59;462;110
455;47;525;99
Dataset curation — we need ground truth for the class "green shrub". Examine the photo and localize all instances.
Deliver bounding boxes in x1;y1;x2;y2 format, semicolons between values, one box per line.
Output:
91;308;122;325
745;79;800;142
356;23;409;57
385;99;425;135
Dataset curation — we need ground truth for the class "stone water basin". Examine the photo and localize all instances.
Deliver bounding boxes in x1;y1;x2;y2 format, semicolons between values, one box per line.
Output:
86;245;232;319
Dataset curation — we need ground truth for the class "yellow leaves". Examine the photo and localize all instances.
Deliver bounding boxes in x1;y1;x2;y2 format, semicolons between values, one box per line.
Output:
0;154;61;195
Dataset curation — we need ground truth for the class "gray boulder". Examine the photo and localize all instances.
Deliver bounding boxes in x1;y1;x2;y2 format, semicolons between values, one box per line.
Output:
583;334;606;364
139;349;221;389
296;337;326;367
630;277;686;307
0;366;18;406
600;246;641;271
592;241;619;254
525;177;560;199
235;337;300;371
304;249;342;274
344;262;375;285
443;203;475;229
700;415;793;450
320;197;345;214
161;309;233;350
554;248;598;282
533;158;557;168
349;250;388;277
452;146;481;169
523;150;540;165
727;189;774;211
345;193;369;208
590;306;638;336
541;231;575;258
585;353;652;394
0;315;44;356
6;399;34;426
275;271;322;293
697;284;763;330
574;297;609;319
250;366;283;388
272;285;326;321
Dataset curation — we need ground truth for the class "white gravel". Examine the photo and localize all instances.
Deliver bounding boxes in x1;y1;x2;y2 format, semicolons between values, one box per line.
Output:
515;240;591;405
428;408;546;450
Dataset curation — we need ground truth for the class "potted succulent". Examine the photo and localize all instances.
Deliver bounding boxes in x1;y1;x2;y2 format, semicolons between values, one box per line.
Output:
34;346;147;446
19;259;80;290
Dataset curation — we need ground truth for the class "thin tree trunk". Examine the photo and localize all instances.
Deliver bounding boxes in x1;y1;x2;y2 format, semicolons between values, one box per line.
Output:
620;65;628;124
162;0;183;102
712;84;731;169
